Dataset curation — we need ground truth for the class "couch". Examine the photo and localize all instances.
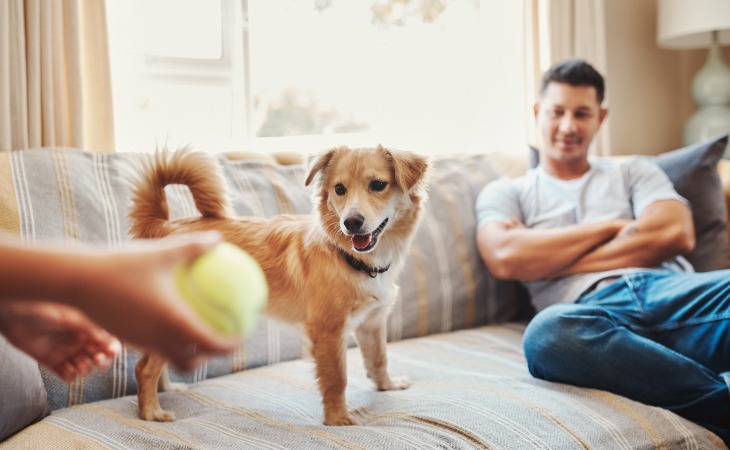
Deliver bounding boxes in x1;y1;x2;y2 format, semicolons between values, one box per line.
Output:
1;134;729;449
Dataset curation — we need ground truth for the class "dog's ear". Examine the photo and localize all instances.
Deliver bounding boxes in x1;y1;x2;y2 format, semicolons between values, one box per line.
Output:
305;148;337;187
380;145;430;195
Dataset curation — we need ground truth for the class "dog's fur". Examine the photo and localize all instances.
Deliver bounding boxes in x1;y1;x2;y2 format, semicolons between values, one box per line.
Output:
129;145;429;425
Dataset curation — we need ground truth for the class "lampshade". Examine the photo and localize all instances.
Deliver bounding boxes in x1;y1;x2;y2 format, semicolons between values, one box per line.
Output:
656;0;730;154
657;0;730;49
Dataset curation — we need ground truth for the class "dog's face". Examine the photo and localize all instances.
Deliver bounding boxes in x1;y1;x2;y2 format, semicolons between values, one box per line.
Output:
306;145;428;254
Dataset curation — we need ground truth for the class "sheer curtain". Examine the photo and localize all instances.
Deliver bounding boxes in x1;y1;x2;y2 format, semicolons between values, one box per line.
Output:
523;0;612;156
0;0;115;153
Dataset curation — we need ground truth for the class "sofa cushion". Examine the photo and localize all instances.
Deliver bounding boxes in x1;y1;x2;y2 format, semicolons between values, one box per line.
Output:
0;336;50;441
529;133;730;272
2;324;723;448
0;148;530;410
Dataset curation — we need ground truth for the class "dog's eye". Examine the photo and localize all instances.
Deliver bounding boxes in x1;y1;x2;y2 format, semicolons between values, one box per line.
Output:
370;180;387;192
334;184;347;196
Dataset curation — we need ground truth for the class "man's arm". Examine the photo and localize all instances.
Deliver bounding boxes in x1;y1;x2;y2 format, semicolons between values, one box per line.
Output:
556;199;695;277
476;218;628;281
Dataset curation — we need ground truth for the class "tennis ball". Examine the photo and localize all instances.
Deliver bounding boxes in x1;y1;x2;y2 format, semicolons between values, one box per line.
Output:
175;242;268;335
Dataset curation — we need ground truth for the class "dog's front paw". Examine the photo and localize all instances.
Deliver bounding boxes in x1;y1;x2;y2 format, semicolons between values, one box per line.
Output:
140;407;176;422
324;411;359;426
377;374;410;391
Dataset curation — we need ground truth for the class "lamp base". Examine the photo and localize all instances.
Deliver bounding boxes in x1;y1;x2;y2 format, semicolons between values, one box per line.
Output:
684;106;730;156
683;32;730;157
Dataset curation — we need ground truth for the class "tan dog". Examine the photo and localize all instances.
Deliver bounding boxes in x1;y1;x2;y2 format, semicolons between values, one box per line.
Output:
129;145;429;425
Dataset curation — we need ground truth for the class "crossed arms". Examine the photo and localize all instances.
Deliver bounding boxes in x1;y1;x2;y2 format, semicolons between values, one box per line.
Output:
476;200;695;282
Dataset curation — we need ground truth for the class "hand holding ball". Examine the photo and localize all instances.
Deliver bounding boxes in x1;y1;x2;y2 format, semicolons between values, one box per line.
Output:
175;242;268;335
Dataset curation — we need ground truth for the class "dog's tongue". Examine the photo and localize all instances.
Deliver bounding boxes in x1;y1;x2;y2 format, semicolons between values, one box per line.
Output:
352;233;372;250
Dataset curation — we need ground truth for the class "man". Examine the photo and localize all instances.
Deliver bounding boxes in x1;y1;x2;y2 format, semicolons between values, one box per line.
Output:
475;58;730;443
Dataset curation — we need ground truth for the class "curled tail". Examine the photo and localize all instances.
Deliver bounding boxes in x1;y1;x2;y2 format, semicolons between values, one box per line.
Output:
129;147;232;239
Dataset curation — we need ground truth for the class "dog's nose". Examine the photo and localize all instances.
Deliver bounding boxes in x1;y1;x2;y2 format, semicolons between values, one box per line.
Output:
343;214;365;233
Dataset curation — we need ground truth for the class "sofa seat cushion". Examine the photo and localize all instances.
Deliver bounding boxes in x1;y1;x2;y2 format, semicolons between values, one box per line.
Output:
2;324;722;449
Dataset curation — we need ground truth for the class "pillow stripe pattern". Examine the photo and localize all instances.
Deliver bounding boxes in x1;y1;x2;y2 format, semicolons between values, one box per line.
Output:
0;154;20;234
91;153;125;249
7;151;33;241
50;149;79;241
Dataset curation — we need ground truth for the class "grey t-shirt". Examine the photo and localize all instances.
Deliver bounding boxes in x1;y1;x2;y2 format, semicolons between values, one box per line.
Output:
475;157;693;312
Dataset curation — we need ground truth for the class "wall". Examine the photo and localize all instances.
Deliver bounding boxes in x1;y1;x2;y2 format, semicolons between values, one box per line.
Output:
602;0;730;155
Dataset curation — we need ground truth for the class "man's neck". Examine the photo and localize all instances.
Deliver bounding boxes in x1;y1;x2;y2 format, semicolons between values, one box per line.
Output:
541;159;590;180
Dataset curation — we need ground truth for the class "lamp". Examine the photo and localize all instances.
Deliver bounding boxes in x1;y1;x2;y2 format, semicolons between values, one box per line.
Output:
657;0;730;156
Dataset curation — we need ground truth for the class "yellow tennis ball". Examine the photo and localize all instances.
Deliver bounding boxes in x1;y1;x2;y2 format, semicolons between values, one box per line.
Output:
175;242;268;335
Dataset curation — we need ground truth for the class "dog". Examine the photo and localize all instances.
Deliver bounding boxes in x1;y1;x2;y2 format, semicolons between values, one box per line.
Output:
128;145;429;425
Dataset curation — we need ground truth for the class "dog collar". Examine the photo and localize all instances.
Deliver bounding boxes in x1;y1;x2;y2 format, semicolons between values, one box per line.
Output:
339;248;390;278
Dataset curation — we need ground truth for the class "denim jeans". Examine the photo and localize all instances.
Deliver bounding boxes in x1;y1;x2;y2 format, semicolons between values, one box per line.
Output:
523;270;730;444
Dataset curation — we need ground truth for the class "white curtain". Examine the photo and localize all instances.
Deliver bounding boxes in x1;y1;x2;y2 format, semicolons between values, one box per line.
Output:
523;0;612;156
0;0;115;153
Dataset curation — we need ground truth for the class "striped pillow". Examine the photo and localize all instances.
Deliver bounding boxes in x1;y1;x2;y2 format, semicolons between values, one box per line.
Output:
0;148;529;409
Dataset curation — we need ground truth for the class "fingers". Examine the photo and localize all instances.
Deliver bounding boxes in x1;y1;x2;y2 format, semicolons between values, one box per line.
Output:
52;314;122;381
104;339;123;360
72;354;94;378
84;327;121;358
54;361;76;383
51;333;238;378
68;310;122;367
88;338;121;371
48;352;95;382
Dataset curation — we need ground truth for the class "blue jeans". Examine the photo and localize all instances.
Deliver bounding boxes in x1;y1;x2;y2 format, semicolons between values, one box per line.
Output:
523;270;730;444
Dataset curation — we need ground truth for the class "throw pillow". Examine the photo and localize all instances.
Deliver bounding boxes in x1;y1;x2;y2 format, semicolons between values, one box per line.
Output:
529;133;730;272
0;336;49;440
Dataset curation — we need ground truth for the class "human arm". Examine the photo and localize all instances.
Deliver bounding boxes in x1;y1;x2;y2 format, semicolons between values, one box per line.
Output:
0;231;241;372
474;174;630;281
476;218;628;281
556;199;695;277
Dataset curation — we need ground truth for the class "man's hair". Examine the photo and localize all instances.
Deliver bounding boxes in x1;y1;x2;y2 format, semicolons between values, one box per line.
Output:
539;59;605;104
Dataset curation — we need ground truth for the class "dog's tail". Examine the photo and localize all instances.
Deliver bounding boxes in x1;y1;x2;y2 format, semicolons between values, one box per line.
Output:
129;147;232;239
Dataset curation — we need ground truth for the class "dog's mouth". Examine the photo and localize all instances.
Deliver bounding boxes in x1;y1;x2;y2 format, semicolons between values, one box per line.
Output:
351;218;388;253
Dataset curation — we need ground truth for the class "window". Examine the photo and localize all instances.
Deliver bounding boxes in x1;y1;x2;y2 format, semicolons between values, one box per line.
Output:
106;0;525;155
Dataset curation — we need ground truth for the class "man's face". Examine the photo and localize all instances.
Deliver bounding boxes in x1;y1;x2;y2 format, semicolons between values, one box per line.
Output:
534;82;607;165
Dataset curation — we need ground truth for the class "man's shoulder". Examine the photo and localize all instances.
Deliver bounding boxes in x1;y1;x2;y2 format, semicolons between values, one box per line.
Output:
590;155;664;180
590;155;660;170
476;171;535;207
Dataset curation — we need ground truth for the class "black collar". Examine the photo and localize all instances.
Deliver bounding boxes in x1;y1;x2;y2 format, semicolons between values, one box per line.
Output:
339;248;390;278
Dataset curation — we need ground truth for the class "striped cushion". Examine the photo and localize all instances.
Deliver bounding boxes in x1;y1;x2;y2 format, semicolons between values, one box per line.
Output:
2;325;722;448
0;148;531;410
